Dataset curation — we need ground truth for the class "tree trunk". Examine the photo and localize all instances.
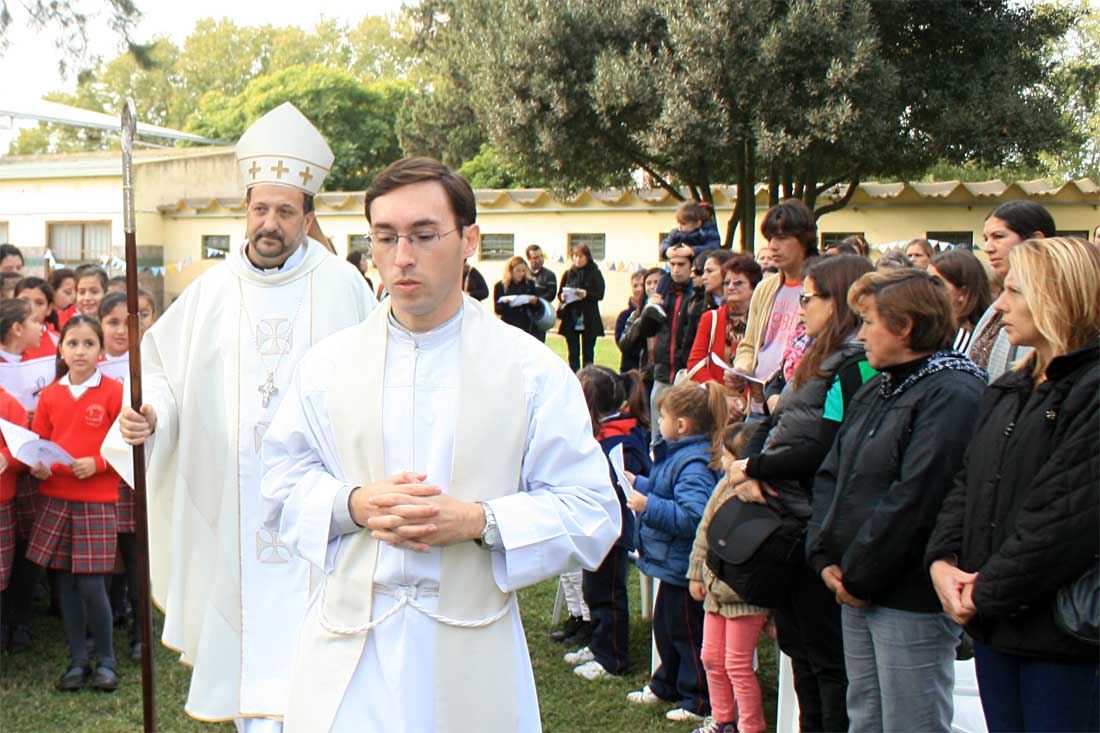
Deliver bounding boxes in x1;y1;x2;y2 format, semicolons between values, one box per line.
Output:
689;184;701;202
740;137;756;253
725;197;741;249
814;175;862;219
801;159;817;210
781;162;794;200
768;164;780;207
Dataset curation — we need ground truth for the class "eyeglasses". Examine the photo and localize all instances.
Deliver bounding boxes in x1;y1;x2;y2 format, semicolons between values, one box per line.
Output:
799;291;825;306
367;227;461;249
725;279;750;290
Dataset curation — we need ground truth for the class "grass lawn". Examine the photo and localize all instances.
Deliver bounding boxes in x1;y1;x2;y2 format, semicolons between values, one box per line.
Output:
1;334;783;731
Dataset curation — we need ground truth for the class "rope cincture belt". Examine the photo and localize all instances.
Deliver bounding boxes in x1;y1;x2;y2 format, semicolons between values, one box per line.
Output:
319;582;516;636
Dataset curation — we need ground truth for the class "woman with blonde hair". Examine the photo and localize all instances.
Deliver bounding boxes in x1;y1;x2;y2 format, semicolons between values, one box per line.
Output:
492;255;542;336
928;237;1099;732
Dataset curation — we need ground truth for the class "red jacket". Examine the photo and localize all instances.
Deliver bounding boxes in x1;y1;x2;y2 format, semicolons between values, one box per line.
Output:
0;387;28;504
687;307;745;384
31;376;122;503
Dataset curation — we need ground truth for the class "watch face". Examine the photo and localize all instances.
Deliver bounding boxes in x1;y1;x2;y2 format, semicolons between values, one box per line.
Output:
483;524;501;548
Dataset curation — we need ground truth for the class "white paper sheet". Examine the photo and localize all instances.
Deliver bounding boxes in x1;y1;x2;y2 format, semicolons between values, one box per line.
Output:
99;354;129;384
559;287;584;306
607;443;635;504
709;352;769;385
0;356;56;410
0;417;75;467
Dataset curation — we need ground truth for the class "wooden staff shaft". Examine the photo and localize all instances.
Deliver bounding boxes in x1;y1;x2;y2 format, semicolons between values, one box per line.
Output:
122;98;157;733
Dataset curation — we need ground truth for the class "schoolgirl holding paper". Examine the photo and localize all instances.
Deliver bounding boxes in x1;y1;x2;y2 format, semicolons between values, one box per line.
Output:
24;315;123;692
15;277;61;360
0;386;28;593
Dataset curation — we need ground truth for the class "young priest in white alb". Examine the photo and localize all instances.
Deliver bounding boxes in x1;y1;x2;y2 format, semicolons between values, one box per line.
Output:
105;103;376;731
260;157;620;732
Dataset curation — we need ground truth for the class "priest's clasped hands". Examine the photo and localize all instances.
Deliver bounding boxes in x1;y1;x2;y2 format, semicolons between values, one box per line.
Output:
349;471;487;553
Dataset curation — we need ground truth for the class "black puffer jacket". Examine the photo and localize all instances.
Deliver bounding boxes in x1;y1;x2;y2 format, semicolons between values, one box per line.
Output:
806;351;987;612
926;340;1099;662
557;265;605;336
744;335;873;520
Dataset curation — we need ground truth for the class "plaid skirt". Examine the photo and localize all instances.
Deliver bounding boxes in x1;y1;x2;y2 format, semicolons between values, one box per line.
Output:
14;474;39;540
0;501;15;591
115;481;137;534
26;496;117;574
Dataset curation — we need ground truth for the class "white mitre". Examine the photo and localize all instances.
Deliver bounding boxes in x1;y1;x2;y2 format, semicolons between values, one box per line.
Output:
236;102;334;196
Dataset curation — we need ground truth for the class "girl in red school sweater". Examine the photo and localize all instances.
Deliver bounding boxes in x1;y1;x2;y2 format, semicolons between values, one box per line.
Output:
99;291;157;659
15;277;61;361
0;386;28;593
49;268;77;330
24;315;123;692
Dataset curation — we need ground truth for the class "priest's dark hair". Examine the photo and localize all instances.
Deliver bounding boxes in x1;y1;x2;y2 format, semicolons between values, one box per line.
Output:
245;187;314;214
364;157;477;230
54;314;104;381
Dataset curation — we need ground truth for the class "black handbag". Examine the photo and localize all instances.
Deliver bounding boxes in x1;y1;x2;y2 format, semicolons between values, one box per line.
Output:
1054;561;1099;646
704;496;803;608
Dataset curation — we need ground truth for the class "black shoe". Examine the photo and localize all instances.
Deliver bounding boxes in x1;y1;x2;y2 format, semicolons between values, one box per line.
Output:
91;665;119;692
8;625;31;653
549;615;584;643
57;664;92;691
564;619;594;648
130;641;142;661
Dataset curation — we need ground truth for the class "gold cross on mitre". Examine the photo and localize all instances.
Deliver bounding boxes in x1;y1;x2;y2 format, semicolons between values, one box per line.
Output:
235;103;335;196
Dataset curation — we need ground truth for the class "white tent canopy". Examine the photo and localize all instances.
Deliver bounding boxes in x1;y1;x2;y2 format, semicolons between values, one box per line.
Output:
0;98;228;147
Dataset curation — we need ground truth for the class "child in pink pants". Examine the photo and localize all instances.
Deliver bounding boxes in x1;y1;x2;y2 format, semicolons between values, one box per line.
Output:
686;423;770;733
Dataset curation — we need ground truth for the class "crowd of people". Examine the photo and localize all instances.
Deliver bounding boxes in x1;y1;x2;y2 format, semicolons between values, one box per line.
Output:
516;199;1098;733
0;140;1097;733
0;251;158;692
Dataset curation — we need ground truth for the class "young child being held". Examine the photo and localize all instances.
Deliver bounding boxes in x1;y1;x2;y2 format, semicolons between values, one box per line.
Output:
49;268;77;329
686;422;771;733
566;366;652;680
24;315;123;692
15;277;60;360
73;265;108;318
626;380;727;723
659;200;721;261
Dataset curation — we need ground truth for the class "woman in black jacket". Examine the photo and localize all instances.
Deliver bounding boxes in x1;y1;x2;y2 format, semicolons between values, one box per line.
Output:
723;255;874;733
492;256;541;336
557;244;605;372
927;237;1100;733
805;269;987;733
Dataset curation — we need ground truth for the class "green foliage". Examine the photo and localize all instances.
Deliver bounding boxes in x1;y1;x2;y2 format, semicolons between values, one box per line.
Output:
458;144;521;188
1039;0;1100;179
0;0;144;77
187;66;408;191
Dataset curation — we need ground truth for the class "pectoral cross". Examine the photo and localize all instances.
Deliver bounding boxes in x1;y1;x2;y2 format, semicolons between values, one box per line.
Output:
259;374;278;408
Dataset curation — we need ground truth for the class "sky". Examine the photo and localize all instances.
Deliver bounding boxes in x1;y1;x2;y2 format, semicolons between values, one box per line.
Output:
0;0;408;151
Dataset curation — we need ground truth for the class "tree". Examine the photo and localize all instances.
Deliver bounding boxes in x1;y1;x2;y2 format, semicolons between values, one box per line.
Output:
0;0;146;76
458;144;521;188
1040;0;1100;179
186;65;408;191
422;0;1077;250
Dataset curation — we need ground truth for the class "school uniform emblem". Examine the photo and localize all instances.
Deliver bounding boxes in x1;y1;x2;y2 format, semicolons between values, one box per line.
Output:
84;404;107;428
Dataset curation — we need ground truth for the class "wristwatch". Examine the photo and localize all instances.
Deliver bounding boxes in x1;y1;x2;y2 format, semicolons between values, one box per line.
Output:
476;501;501;550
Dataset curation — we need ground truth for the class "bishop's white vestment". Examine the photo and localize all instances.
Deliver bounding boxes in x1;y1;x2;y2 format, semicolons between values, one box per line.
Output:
102;239;376;723
260;297;620;732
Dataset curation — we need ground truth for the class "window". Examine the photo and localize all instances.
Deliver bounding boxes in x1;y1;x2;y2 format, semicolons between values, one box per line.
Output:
821;232;863;249
47;221;111;262
567;233;606;261
480;233;515;261
926;231;974;250
1056;230;1089;240
348;234;371;254
202;235;231;259
0;222;8;243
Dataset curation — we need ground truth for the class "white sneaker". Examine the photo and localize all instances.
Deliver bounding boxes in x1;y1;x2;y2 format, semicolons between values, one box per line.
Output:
666;708;705;722
573;659;619;680
626;684;662;704
563;646;594;665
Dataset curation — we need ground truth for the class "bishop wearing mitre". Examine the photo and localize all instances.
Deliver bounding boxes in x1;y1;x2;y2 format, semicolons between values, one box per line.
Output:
104;102;376;731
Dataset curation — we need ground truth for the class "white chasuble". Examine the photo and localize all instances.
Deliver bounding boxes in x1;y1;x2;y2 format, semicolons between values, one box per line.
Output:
102;238;376;723
261;297;621;732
